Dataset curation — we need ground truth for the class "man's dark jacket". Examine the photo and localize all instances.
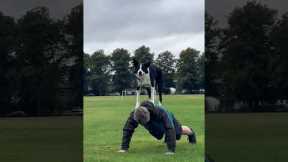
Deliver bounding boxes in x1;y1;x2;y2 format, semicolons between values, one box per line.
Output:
121;101;182;152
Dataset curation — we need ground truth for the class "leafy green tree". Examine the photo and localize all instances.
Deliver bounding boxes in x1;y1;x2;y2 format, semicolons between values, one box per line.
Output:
83;53;91;94
17;7;62;66
87;50;111;96
205;13;221;96
221;1;277;110
155;51;176;93
63;4;83;107
270;12;288;101
0;12;17;114
17;6;63;115
133;45;154;63
64;4;83;60
0;4;83;115
176;48;201;93
111;48;133;93
84;53;91;68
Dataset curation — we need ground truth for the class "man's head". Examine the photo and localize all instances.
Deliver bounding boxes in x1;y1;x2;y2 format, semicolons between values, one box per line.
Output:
133;106;150;125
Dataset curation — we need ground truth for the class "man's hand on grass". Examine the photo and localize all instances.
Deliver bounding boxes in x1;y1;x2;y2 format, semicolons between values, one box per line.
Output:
118;149;128;153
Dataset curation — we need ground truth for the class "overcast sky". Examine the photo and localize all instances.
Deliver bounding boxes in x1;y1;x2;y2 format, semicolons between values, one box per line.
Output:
84;0;204;57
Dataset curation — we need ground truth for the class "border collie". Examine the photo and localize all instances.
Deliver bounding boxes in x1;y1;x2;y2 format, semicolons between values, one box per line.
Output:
132;58;163;108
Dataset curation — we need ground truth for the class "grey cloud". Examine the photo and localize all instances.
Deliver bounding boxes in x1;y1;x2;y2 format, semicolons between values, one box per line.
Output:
84;0;204;54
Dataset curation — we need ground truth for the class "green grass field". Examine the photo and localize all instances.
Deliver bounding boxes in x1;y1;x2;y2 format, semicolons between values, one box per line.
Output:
206;113;288;162
1;96;287;162
0;116;82;162
84;95;205;162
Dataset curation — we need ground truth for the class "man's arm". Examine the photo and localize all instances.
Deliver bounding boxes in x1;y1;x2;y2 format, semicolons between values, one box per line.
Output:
161;110;176;152
146;104;177;152
121;111;138;150
165;128;176;152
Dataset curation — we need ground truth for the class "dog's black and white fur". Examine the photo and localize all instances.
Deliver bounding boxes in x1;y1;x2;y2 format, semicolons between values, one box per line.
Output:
132;58;163;108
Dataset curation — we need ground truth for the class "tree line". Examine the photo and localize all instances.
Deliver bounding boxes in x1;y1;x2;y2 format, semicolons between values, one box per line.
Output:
206;1;288;112
0;4;83;116
83;46;204;96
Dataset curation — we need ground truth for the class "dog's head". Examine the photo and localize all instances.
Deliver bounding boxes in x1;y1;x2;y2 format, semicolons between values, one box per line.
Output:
132;58;151;79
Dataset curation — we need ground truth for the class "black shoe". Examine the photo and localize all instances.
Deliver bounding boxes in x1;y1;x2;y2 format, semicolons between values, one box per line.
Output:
188;129;196;144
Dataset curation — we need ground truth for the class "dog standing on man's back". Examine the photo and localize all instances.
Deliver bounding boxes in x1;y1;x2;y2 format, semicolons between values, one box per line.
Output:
132;58;163;108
